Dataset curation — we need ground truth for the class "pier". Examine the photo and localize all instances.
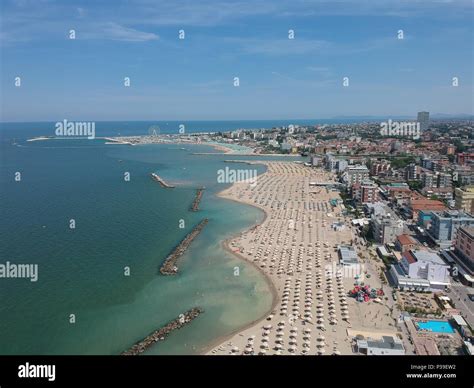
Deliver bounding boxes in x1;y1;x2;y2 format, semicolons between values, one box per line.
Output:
160;218;209;275
150;173;175;188
190;187;205;212
121;308;203;355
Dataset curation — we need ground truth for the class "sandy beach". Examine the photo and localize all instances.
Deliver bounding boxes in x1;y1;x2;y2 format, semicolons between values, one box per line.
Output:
207;161;398;355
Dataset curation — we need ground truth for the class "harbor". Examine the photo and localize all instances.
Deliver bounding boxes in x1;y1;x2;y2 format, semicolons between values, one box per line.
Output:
121;308;203;355
160;218;209;275
150;173;175;188
190;187;205;212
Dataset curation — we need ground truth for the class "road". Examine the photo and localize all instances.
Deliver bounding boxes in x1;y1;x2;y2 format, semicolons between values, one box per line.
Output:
449;282;474;327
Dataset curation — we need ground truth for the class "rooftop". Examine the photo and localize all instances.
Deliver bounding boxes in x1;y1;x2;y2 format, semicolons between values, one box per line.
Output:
409;199;446;211
346;164;369;171
397;234;417;246
407;249;446;266
357;336;405;351
459;226;474;239
338;245;359;265
433;210;474;219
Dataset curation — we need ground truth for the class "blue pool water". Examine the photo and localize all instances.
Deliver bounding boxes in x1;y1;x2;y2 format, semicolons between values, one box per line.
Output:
416;320;455;334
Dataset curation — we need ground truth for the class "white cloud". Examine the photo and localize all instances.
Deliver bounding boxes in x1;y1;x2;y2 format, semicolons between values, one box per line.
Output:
100;22;159;42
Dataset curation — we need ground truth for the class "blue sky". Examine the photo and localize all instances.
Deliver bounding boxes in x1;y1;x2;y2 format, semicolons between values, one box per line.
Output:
1;0;473;121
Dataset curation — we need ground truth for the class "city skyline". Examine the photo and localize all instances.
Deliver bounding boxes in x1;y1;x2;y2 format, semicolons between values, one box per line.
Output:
1;0;473;121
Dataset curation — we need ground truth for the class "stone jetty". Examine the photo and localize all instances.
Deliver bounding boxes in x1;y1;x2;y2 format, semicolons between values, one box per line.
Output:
150;173;175;188
190;187;205;212
159;218;209;275
122;308;203;355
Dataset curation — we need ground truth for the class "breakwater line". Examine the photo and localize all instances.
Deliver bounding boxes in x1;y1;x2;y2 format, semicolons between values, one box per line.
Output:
150;173;175;188
190;187;205;212
122;308;203;355
159;218;209;275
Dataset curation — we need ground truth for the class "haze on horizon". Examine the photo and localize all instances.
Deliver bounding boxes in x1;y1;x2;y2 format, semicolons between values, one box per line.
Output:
0;0;473;122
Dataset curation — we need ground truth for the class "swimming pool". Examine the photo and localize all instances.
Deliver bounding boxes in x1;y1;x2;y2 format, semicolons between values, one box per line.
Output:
415;320;455;334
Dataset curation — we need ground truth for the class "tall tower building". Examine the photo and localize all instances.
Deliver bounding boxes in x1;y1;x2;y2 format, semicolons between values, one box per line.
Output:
417;111;430;131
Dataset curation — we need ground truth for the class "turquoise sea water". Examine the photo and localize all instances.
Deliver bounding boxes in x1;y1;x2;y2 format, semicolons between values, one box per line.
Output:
0;122;304;354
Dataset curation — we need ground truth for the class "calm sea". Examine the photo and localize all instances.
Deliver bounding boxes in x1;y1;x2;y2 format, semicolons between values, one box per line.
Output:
0;121;306;354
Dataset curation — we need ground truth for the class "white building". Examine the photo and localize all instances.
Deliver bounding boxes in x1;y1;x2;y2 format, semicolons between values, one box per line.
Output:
371;213;404;244
390;249;451;291
343;165;369;185
338;245;359;267
356;336;405;355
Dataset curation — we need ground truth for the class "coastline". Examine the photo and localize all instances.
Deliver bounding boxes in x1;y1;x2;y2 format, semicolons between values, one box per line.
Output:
201;161;390;356
199;174;280;354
